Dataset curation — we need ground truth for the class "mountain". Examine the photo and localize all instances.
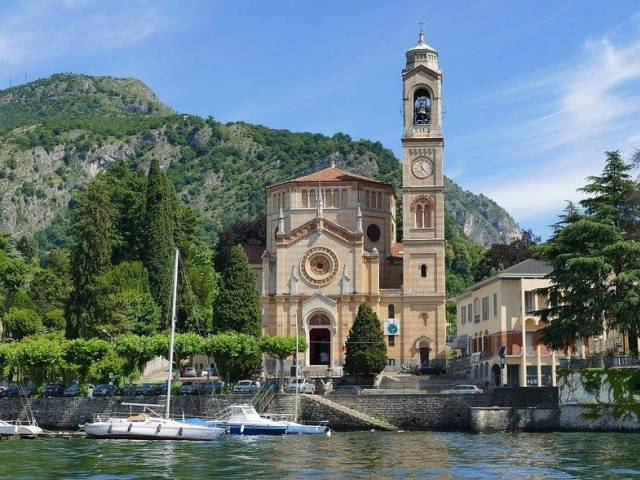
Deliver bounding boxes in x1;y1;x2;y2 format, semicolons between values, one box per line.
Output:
0;74;520;246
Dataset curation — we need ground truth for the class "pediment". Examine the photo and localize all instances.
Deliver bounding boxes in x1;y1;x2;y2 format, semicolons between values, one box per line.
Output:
402;64;441;81
276;218;362;247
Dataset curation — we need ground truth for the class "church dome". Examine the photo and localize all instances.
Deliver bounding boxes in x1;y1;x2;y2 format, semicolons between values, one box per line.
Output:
407;31;437;54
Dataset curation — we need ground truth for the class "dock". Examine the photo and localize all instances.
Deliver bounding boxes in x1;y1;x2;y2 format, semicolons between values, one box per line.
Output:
0;431;86;440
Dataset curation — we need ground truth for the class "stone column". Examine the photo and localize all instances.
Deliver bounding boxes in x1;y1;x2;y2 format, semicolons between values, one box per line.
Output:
520;318;527;387
551;350;557;387
536;344;542;387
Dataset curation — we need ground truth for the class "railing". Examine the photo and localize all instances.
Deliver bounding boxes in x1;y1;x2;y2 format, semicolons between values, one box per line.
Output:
251;385;276;413
559;355;640;370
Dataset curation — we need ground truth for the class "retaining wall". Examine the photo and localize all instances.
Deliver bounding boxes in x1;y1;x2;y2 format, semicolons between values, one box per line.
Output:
318;394;491;430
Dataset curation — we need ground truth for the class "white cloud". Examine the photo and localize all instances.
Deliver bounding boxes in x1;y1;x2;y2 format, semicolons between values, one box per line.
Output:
461;21;640;225
0;1;178;77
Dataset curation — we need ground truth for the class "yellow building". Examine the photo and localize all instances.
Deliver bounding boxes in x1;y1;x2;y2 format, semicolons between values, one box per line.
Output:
452;259;561;387
246;32;447;376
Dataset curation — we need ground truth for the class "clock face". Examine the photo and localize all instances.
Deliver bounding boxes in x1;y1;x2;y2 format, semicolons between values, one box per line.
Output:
412;158;433;179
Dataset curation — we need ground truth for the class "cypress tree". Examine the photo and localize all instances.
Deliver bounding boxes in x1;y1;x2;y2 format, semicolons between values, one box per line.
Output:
344;303;387;376
212;244;262;336
143;158;177;323
66;178;114;338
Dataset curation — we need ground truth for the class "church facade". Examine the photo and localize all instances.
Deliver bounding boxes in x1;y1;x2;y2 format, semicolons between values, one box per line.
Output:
248;32;446;374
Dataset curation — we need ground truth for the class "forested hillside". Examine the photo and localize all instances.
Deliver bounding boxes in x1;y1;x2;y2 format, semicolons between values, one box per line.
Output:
0;74;519;247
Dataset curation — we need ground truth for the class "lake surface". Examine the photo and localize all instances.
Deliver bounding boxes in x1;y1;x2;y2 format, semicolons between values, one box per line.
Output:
1;431;639;479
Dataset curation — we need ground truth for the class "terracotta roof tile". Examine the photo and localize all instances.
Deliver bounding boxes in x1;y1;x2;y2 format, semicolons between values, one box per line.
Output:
391;242;404;258
242;245;265;265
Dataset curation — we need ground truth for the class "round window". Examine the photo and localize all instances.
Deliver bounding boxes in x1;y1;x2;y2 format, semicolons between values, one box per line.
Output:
367;224;381;242
300;247;339;286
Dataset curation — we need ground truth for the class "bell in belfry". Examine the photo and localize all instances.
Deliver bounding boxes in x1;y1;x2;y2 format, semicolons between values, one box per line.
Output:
414;95;431;125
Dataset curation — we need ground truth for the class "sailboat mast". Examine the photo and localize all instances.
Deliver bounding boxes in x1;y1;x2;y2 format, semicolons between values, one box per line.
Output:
165;248;180;419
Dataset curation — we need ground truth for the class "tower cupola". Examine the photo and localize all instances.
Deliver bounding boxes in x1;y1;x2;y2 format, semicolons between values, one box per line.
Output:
405;30;439;72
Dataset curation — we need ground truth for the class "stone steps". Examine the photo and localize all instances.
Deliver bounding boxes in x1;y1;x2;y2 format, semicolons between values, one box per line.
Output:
302;394;398;431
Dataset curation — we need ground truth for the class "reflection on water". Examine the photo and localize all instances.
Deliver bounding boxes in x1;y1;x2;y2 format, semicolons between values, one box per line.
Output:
2;431;640;479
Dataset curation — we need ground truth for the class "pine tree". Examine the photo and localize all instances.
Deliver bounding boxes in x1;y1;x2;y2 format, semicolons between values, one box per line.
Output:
66;178;114;338
143;158;177;323
539;153;640;352
212;244;262;336
344;303;387;376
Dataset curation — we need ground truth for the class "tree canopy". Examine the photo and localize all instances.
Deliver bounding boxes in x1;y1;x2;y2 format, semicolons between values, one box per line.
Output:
344;303;387;376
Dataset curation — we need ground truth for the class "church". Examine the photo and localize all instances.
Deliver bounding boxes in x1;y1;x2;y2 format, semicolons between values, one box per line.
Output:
247;31;446;375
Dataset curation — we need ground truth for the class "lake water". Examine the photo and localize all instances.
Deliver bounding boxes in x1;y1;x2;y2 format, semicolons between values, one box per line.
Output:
1;431;639;479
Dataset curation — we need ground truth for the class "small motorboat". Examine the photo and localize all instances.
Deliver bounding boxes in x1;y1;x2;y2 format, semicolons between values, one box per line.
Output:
186;405;288;436
0;419;43;437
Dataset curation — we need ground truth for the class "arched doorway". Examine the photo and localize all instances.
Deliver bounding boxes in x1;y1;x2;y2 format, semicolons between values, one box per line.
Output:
492;364;501;387
308;313;331;366
417;337;432;365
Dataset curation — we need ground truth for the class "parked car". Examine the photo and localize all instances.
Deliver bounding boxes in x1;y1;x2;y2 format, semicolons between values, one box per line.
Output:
286;378;316;394
115;384;137;397
93;384;116;397
181;367;197;378
414;364;446;376
330;385;364;395
201;381;224;394
439;385;484;395
45;382;66;397
233;380;260;394
5;383;35;398
0;385;7;398
63;382;92;397
179;382;201;395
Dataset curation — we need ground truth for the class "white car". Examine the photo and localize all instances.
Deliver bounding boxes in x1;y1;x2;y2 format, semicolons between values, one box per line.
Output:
439;385;484;395
286;378;316;394
233;380;260;394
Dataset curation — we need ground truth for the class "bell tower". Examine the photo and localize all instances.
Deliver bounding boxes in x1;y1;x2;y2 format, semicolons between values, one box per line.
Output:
401;29;446;338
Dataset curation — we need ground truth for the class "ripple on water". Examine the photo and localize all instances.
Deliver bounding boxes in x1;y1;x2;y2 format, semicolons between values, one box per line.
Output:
1;431;640;479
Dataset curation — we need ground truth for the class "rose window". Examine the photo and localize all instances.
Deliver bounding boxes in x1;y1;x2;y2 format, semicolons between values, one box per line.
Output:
300;247;339;286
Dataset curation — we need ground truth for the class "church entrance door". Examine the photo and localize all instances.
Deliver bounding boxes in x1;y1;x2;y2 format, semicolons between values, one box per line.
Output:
309;328;331;366
419;346;430;365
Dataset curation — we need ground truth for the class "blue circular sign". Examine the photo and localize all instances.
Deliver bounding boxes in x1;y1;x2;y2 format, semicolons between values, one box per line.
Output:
387;323;398;335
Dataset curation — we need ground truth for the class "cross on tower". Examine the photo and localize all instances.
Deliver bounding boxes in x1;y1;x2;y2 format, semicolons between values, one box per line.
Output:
418;21;425;33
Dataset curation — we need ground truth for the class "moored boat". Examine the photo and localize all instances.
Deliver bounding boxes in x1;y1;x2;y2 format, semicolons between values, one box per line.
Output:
186;405;288;436
81;249;226;441
0;419;43;436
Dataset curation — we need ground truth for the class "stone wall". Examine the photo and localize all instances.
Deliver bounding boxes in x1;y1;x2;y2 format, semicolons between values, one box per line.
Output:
0;393;487;431
471;405;640;433
316;393;490;430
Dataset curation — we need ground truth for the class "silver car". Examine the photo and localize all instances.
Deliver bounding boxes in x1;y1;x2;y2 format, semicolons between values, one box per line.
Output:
233;380;260;394
439;384;483;394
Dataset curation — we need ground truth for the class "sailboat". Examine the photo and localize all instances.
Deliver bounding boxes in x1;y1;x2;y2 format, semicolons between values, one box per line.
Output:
0;394;43;437
82;249;226;441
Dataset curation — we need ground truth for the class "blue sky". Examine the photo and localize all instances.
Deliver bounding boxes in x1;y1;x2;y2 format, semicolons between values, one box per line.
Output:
1;1;640;238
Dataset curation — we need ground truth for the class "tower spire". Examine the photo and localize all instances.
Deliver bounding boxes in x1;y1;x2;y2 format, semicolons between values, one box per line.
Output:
418;20;425;45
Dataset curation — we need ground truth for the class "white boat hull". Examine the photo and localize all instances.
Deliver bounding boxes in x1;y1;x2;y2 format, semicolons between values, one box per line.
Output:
0;420;43;436
83;417;225;441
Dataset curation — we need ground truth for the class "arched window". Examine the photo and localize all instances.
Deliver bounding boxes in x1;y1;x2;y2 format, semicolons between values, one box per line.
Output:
410;195;435;229
325;189;332;207
334;189;339;207
365;191;370;208
302;190;308;207
414;88;432;125
310;189;317;208
420;264;427;278
377;192;382;210
388;304;395;319
341;190;348;207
